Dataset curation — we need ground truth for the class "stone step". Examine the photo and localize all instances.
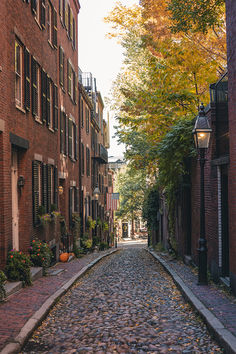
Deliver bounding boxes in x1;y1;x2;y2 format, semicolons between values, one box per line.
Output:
3;267;43;299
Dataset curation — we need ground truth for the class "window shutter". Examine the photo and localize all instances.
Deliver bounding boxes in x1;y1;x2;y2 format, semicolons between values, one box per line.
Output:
81;100;84;127
59;0;61;17
53;9;58;48
42;163;48;212
53;84;58;130
67;60;70;95
32;160;39;226
70;8;73;40
59;46;63;87
65;113;68;155
41;0;46;28
24;48;30;111
88;148;90;176
31;57;37;116
75;187;79;212
31;0;36;14
47;165;52;212
73;70;76;104
46;76;50;126
81;142;84;175
62;0;65;26
72;17;76;49
65;0;68;31
68;119;73;158
68;5;71;39
60;110;64;153
69;187;73;227
41;69;47;123
74;123;78;160
54;166;58;208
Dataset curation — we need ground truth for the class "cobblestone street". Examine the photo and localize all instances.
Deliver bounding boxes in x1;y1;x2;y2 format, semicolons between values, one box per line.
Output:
22;247;222;353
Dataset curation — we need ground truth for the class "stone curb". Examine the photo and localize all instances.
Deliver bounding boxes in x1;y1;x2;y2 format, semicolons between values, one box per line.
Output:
147;249;236;354
0;249;119;354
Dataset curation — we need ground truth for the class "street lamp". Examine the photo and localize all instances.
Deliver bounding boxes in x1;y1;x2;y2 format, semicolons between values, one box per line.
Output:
93;184;100;241
93;184;100;201
192;103;212;285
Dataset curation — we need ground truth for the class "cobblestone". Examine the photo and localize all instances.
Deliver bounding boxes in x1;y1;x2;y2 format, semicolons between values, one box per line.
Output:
22;248;223;353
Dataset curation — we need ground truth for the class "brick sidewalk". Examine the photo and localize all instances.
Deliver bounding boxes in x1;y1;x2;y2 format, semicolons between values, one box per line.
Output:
149;249;236;353
0;250;116;352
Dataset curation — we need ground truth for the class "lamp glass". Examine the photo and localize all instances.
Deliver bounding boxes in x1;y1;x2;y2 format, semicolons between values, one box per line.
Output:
195;130;211;149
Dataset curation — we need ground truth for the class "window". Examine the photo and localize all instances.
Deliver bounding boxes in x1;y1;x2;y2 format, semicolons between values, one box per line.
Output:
15;40;23;108
69;186;79;226
67;60;76;103
59;46;65;88
32;58;41;119
53;84;58;130
48;3;57;48
72;17;76;49
31;0;46;28
49;80;53;129
48;2;53;44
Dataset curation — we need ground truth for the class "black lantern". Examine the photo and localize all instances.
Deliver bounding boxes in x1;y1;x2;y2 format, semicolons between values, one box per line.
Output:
192;103;212;285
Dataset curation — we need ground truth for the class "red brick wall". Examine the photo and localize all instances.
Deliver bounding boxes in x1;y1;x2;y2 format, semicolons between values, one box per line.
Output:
0;0;80;267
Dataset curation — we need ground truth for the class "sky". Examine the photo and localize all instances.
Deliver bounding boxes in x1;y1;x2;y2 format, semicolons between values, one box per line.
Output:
78;0;139;159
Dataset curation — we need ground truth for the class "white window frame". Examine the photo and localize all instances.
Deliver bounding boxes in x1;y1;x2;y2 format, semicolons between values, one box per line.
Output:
15;40;23;108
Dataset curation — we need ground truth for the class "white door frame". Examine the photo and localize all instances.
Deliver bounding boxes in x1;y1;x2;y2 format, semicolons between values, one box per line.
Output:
11;150;19;251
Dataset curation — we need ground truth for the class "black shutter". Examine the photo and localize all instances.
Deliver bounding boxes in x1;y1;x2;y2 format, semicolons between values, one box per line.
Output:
67;59;70;95
74;123;78;160
60;110;64;153
62;0;65;27
81;143;84;175
69;187;73;227
24;48;30;111
81;100;84;127
47;165;52;212
42;163;48;212
53;84;58;130
53;9;58;48
75;187;79;212
31;0;36;14
65;113;68;155
73;70;76;103
68;5;71;39
41;69;47;123
59;46;63;87
46;76;50;126
54;166;58;208
68;119;73;158
31;57;37;116
32;160;39;226
41;0;46;28
72;17;76;49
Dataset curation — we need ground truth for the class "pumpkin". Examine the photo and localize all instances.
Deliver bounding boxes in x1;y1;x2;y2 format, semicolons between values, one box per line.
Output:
59;252;69;262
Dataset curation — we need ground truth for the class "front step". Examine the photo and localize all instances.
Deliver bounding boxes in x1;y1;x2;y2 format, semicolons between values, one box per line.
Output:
3;267;43;299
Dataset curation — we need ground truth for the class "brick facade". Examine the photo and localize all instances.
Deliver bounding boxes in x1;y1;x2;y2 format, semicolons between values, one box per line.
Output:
0;0;80;267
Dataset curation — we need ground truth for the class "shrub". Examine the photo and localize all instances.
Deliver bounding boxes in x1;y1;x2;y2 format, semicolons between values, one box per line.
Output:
5;250;32;286
29;239;53;273
83;239;92;250
0;270;7;301
99;242;109;251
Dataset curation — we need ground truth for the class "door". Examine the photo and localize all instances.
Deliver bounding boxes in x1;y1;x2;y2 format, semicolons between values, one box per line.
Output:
11;150;19;250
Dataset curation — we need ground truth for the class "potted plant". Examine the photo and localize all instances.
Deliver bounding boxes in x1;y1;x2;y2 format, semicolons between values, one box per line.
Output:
5;250;32;286
29;239;53;274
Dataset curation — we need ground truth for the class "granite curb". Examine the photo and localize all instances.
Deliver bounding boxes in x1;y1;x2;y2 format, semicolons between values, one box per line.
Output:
0;249;119;354
147;249;236;354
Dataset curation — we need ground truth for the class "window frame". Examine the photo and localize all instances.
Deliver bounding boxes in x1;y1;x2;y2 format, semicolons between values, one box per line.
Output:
15;40;23;109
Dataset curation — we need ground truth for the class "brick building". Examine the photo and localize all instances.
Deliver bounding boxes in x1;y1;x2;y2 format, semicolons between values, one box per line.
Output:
78;70;110;244
0;0;80;267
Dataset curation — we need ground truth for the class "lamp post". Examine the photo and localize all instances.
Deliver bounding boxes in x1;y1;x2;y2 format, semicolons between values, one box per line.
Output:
192;103;212;285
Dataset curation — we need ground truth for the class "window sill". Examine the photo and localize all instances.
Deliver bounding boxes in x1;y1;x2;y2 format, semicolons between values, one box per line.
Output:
16;104;26;114
48;40;55;50
48;127;54;133
35;117;43;124
34;17;42;30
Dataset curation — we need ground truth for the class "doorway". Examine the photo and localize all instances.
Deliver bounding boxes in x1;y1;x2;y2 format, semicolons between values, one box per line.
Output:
11;150;19;250
221;166;229;277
